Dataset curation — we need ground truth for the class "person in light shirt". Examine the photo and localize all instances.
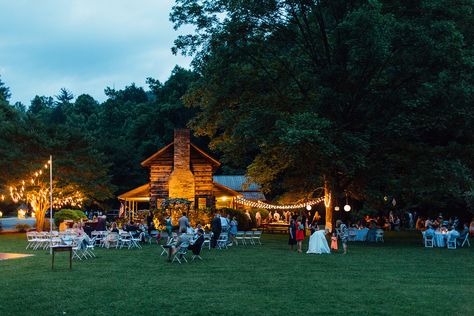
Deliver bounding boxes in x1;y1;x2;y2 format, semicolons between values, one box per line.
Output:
448;226;460;239
273;211;280;222
424;225;435;237
255;211;261;227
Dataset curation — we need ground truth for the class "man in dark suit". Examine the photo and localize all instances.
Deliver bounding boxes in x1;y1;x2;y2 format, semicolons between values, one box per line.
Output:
211;214;222;248
188;229;205;255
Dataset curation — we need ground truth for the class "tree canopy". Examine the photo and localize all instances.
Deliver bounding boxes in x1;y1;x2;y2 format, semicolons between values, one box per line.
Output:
171;0;474;212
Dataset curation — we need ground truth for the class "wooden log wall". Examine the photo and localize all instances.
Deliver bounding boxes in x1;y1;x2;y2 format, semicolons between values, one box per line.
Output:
147;144;216;209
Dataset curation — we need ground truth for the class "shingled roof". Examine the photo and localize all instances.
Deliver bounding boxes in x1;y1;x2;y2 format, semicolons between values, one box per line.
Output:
213;175;266;201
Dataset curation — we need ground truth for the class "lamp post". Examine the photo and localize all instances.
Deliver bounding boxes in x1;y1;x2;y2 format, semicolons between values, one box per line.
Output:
49;155;53;254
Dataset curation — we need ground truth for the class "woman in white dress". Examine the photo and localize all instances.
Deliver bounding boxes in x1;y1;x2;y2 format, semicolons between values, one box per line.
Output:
306;226;330;254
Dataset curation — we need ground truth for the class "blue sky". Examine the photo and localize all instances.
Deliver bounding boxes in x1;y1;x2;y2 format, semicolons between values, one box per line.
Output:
0;0;192;105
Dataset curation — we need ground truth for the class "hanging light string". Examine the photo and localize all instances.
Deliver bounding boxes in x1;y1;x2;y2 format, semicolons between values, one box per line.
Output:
235;196;325;210
5;158;84;209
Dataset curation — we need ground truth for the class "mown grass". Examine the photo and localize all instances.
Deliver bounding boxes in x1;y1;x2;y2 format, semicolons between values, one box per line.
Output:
0;232;473;316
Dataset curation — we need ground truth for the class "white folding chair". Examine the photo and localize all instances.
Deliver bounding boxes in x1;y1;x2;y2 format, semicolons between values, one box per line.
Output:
119;232;132;249
202;233;211;250
375;229;384;243
83;236;97;258
104;232;119;249
235;231;245;246
217;233;229;249
172;246;188;264
252;231;262;245
460;234;470;247
244;231;254;245
424;234;434;248
447;235;457;249
26;232;37;249
130;232;143;249
72;237;84;260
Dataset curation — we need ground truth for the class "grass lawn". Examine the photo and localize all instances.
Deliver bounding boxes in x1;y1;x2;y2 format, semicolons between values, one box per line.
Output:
0;232;473;316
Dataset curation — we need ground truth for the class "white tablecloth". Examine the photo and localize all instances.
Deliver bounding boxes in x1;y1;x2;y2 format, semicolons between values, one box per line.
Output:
349;228;369;241
434;232;446;247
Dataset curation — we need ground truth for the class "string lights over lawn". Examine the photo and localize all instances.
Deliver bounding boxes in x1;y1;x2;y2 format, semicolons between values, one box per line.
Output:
235;196;326;210
4;158;84;231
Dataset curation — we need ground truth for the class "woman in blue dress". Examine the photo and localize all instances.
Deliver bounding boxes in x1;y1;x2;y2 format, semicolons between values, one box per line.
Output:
229;216;238;244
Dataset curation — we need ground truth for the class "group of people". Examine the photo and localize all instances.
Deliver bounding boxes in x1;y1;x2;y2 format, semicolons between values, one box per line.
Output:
256;210;321;227
288;217;349;255
421;215;471;246
210;213;239;247
161;212;206;261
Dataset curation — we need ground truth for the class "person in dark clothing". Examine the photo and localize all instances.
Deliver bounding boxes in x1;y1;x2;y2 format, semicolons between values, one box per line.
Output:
189;229;205;254
96;215;106;231
288;218;297;251
146;211;154;235
211;214;222;248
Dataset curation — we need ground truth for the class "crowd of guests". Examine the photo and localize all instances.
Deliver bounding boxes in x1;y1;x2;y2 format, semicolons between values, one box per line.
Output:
256;210;322;227
288;217;349;255
417;213;472;244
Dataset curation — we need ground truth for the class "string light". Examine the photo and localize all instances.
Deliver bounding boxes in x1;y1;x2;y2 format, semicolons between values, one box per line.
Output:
3;157;84;210
235;196;325;210
324;192;331;208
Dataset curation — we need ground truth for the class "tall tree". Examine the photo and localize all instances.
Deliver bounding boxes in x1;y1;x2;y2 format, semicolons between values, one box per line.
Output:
171;0;474;221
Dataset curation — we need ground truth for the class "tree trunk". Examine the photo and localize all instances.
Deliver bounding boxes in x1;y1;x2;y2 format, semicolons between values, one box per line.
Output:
36;211;45;232
324;179;333;232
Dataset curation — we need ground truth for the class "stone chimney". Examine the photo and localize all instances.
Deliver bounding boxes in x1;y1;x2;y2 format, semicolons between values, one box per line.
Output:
168;129;195;200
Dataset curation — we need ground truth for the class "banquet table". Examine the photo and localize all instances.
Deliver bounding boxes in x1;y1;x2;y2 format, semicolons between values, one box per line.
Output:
434;231;447;247
349;228;369;241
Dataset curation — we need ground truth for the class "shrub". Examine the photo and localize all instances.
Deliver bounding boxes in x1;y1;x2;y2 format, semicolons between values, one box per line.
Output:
54;209;87;227
15;224;31;233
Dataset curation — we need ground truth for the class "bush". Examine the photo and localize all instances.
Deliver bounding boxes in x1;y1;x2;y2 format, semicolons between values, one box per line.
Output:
15;224;31;233
54;209;87;227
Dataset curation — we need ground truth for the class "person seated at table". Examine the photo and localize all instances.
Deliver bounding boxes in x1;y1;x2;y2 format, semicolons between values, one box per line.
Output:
194;223;203;234
393;216;401;231
458;223;469;243
72;222;84;236
424;217;433;229
273;211;281;222
167;228;190;261
447;226;460;239
125;221;139;234
188;229;205;254
416;217;425;231
186;225;194;234
109;222;119;233
424;225;435;238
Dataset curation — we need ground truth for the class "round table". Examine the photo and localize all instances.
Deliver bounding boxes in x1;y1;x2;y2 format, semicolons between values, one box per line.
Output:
434;232;447;247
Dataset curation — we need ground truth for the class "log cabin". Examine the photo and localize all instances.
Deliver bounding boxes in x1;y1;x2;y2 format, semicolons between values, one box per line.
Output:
118;129;265;217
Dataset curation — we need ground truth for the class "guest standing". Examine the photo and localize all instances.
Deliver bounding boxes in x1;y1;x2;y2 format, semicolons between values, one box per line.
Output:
165;215;173;241
296;216;305;253
336;220;349;255
146;211;154;235
211;214;222;248
288;218;296;251
178;212;189;232
229;216;238;244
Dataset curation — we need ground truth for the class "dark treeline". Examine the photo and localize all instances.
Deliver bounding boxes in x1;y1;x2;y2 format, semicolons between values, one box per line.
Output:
0;66;217;211
1;0;474;219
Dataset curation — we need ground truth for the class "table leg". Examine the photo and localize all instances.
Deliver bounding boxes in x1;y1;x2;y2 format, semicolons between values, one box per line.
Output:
69;249;72;270
52;250;55;270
